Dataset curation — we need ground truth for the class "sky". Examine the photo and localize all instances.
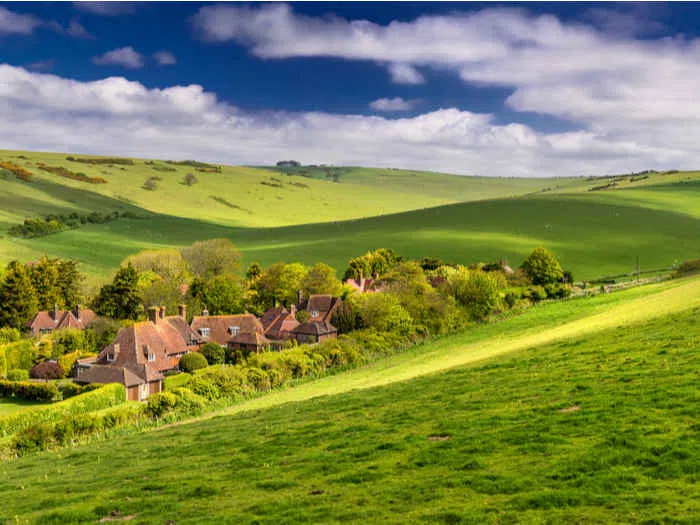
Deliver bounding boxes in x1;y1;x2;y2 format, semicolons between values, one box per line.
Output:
2;2;700;177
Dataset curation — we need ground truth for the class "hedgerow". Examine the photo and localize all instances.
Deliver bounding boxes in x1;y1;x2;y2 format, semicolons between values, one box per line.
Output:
36;163;108;184
0;161;33;182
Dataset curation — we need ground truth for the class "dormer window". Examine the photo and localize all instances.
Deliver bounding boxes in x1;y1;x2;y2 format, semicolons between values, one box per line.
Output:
40;328;54;335
311;310;319;318
228;326;240;336
200;327;210;338
148;352;155;362
106;351;115;362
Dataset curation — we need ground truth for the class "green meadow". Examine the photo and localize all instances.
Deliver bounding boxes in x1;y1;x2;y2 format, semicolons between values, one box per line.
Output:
1;276;698;524
2;149;698;281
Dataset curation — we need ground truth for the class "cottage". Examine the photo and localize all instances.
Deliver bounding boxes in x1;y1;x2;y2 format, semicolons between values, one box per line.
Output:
301;294;342;323
260;305;300;341
344;277;385;293
190;310;270;354
74;306;192;400
26;304;97;338
292;320;337;344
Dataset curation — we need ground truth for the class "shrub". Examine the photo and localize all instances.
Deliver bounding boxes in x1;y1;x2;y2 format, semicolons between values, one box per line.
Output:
0;327;21;344
187;376;221;400
674;258;700;278
59;382;84;399
246;367;271;391
143;177;158;191
0;380;59;402
170;387;206;415
30;361;65;380
145;391;178;418
183;173;198;186
179;352;209;373
451;270;504;321
7;369;29;382
523;285;547;303
199;342;225;365
544;283;572;299
521;247;564;285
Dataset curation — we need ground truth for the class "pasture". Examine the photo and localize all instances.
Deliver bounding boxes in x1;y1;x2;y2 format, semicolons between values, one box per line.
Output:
1;276;698;523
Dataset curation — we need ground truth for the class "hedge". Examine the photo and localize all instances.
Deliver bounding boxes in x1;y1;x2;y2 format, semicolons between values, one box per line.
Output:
0;380;58;402
0;383;125;437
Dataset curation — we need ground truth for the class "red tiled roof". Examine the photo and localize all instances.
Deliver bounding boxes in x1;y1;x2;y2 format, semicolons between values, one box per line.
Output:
260;306;287;332
74;365;146;387
293;320;337;336
27;306;97;335
231;331;270;346
306;295;342;323
190;314;264;346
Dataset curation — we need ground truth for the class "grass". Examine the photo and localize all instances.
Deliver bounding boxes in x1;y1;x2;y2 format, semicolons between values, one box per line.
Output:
0;277;698;523
1;150;699;281
0;397;45;417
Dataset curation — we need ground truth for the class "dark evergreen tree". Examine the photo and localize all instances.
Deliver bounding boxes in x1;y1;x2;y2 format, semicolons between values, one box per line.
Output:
0;261;39;330
93;263;142;320
56;259;83;309
29;256;60;311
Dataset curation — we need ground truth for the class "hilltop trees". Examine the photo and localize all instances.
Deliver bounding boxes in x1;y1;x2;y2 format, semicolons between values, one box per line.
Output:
0;262;38;330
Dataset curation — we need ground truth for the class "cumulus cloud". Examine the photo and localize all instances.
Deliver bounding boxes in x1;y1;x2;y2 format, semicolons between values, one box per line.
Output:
93;46;144;69
153;51;177;66
64;19;95;39
0;63;693;178
388;63;424;85
0;6;44;35
369;97;414;112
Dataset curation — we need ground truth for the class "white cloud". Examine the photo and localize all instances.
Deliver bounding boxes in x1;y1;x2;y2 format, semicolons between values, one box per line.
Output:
73;2;138;16
93;46;144;69
153;51;177;66
0;6;43;35
369;97;414;112
388;63;424;85
0;63;694;178
65;19;95;39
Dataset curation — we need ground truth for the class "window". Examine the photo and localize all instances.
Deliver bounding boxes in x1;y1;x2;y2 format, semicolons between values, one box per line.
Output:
148;352;155;362
39;328;53;335
200;327;210;337
229;326;240;336
106;351;115;362
311;310;319;318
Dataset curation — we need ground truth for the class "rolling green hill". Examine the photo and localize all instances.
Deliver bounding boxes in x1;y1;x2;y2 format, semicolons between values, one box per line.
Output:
1;276;698;524
1;149;698;281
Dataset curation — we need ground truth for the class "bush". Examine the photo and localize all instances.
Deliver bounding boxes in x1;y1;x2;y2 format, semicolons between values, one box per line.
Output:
521;247;564;285
145;391;179;418
451;270;504;321
179;352;209;373
7;369;29;382
170;387;206;415
59;382;84;399
199;343;225;365
544;283;571;299
0;327;21;344
674;258;700;278
523;285;547;303
0;380;58;402
30;361;65;380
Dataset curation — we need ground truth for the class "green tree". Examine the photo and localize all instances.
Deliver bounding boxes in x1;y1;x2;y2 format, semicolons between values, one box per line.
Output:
245;262;262;283
301;263;341;297
0;261;38;330
56;259;83;309
93;263;142;320
343;248;401;281
254;262;307;309
451;270;504;321
183;173;198;186
520;247;564;285
179;352;208;373
199;342;225;365
354;293;413;335
181;239;241;280
29;256;60;311
190;275;245;315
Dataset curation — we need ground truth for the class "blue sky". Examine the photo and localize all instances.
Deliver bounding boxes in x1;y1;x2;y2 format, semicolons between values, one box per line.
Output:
1;2;699;176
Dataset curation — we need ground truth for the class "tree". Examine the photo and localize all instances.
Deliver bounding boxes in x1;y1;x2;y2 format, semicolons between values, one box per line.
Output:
354;293;413;335
124;249;190;283
189;275;245;315
199;342;225;365
245;262;262;283
56;259;83;309
183;173;198;186
450;270;504;321
301;263;341;297
30;361;64;380
520;247;564;285
343;248;402;281
143;177;158;191
181;239;242;280
29;256;60;311
331;300;359;334
179;352;208;373
0;261;38;330
254;262;307;309
93;263;142;320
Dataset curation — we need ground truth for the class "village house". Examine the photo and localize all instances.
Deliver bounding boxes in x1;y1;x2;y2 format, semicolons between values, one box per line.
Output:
344;277;385;293
292;320;338;344
300;294;343;323
26;304;97;338
74;306;194;401
190;309;271;354
260;305;300;348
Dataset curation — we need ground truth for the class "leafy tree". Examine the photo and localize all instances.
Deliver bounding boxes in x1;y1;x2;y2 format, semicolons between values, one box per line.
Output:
93;263;142;320
520;247;564;285
0;261;38;330
254;262;307;309
183;173;198;186
30;361;64;380
124;249;191;283
451;270;504;321
199;342;225;365
89;318;121;351
56;259;83;309
245;262;262;283
181;239;242;280
189;275;245;315
301;263;341;297
330;299;359;334
0;327;21;344
29;256;60;311
295;309;310;323
7;369;29;381
143;177;158;191
179;352;208;373
343;248;402;281
354;293;413;335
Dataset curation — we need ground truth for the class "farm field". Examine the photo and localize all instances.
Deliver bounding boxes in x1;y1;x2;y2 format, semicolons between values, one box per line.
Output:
1;276;698;524
1;149;699;281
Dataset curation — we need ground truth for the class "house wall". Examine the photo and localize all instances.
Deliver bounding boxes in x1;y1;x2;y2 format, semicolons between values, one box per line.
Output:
127;385;140;401
148;380;162;397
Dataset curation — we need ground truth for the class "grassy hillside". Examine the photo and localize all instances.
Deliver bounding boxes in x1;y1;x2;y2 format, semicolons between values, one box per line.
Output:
1;149;698;281
1;277;698;523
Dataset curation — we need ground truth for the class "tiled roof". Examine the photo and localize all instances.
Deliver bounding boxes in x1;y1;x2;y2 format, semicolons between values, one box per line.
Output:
74;365;145;387
260;306;287;332
293;320;337;336
27;307;97;334
190;314;264;346
306;295;342;322
232;331;271;346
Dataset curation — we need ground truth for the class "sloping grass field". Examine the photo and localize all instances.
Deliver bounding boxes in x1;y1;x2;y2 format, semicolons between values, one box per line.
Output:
1;276;698;524
1;149;698;281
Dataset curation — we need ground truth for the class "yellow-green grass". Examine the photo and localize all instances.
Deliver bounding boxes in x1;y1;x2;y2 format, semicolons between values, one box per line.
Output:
0;397;44;417
1;149;699;281
1;277;698;523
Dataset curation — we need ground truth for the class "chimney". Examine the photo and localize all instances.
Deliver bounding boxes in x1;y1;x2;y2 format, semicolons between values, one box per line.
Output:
73;304;81;321
290;304;297;318
297;289;303;307
148;306;159;324
52;303;59;322
178;304;186;320
159;306;166;320
202;305;209;317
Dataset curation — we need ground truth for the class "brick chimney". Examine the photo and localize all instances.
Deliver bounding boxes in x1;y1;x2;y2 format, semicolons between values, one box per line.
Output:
202;305;209;317
178;304;186;320
148;306;159;324
73;304;81;321
52;303;59;322
159;306;166;320
297;289;303;307
290;304;297;317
